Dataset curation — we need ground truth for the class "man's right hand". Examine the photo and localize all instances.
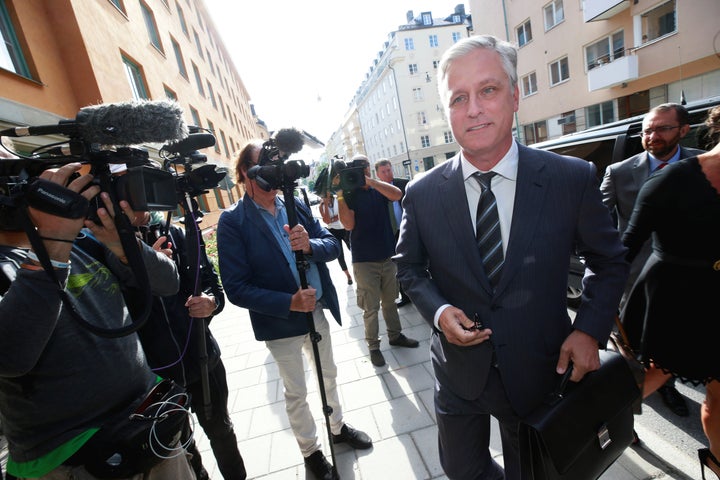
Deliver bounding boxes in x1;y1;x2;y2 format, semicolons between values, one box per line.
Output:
27;163;99;262
290;286;317;312
438;305;492;346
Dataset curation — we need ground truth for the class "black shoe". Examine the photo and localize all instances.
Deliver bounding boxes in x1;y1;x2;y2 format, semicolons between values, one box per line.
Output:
332;424;373;449
304;451;338;480
658;385;689;417
396;297;411;307
369;349;386;367
699;448;720;480
389;333;419;348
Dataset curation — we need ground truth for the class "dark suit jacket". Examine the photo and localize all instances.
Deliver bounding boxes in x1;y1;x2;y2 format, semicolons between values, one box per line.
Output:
217;194;342;341
600;146;704;296
394;143;629;417
600;146;705;233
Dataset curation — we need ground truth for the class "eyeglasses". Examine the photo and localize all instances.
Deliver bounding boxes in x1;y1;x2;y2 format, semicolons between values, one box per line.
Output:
642;125;681;136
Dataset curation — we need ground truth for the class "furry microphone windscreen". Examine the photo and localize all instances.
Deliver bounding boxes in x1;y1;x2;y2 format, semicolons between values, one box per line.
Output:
76;99;188;146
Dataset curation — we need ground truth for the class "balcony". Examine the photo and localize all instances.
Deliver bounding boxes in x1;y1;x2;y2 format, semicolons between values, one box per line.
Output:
587;54;638;91
583;0;630;22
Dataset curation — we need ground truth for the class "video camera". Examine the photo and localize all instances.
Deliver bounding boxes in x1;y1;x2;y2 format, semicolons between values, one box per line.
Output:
160;129;226;200
247;128;309;192
0;99;187;231
313;155;367;198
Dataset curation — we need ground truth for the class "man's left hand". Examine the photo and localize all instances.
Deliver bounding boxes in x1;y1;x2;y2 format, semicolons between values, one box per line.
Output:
556;330;601;382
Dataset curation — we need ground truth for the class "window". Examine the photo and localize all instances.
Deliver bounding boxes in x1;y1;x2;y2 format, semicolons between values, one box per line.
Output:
193;30;203;58
452;32;462;43
207;120;220;153
409;64;418;75
189;106;201;127
444;131;454;143
207;80;216;108
412;87;423;101
192;63;204;96
108;0;126;14
549;56;569;86
421;135;430;148
641;0;676;44
433;60;439;69
585;101;614;128
544;0;564;31
0;0;31;77
122;55;149;100
586;31;624;70
163;84;177;100
421;12;432;25
417;112;427;125
219;130;229;157
521;72;537;97
404;38;414;50
171;37;187;78
523;121;547;144
140;1;163;52
176;2;188;36
429;34;438;47
517;19;532;47
559;111;576;135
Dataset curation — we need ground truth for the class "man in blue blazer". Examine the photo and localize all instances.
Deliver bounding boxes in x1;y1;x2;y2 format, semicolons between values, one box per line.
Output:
217;141;372;480
394;35;629;479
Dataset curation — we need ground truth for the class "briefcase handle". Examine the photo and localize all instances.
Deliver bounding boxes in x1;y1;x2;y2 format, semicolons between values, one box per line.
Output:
547;363;574;406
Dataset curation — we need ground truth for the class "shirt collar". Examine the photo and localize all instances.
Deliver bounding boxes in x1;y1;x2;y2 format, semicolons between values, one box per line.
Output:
460;140;519;181
648;147;681;170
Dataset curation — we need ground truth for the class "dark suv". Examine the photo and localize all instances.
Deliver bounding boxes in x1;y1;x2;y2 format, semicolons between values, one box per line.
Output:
530;96;720;308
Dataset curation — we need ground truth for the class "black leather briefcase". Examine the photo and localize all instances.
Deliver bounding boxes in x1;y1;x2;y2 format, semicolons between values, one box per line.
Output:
519;349;641;480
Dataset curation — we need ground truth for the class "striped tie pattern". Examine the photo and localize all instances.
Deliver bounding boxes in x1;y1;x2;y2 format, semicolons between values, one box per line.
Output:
474;172;504;288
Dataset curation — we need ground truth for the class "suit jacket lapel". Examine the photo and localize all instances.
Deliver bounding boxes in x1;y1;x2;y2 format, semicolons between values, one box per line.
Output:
495;146;548;297
438;157;493;293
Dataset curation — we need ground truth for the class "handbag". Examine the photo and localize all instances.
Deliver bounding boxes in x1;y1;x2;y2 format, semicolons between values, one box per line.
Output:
79;379;190;478
518;349;641;480
607;315;645;414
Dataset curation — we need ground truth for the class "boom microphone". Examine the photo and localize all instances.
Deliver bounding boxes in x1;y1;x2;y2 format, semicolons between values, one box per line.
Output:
274;128;305;155
162;133;216;154
0;99;188;146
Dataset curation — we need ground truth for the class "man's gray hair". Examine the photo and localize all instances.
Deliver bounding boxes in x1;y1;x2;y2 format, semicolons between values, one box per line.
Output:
438;34;518;107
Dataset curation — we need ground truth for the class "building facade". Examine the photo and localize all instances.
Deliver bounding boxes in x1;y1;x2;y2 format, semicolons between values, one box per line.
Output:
327;5;472;180
0;0;267;227
470;0;720;145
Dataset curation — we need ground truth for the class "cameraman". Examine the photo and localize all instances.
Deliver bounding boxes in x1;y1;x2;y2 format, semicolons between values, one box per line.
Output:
138;210;246;480
217;141;372;480
0;163;194;479
335;154;419;368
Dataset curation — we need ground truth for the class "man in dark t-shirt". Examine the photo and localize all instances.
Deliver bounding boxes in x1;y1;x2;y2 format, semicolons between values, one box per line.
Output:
336;155;419;367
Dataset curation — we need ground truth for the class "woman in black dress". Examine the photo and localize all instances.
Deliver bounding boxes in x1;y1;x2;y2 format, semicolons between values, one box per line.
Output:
621;137;720;479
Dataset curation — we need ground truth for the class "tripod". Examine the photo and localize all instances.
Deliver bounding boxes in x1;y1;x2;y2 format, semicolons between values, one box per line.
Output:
280;182;340;479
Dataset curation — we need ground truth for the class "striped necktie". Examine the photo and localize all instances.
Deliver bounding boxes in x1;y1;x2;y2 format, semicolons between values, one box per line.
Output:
474;172;504;288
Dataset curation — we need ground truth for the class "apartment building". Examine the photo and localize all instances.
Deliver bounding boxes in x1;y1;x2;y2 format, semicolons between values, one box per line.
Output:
470;0;720;144
0;0;266;227
327;5;472;179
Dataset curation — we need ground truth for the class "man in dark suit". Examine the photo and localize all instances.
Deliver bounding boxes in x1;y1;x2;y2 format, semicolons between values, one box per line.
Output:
601;102;704;418
394;35;629;480
217;141;372;480
375;159;411;307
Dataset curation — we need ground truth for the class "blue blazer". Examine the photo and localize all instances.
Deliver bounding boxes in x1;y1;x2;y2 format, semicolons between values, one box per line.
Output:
395;142;629;416
217;194;342;341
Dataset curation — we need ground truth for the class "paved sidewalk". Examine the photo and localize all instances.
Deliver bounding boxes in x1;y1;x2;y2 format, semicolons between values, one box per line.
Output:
189;259;704;480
